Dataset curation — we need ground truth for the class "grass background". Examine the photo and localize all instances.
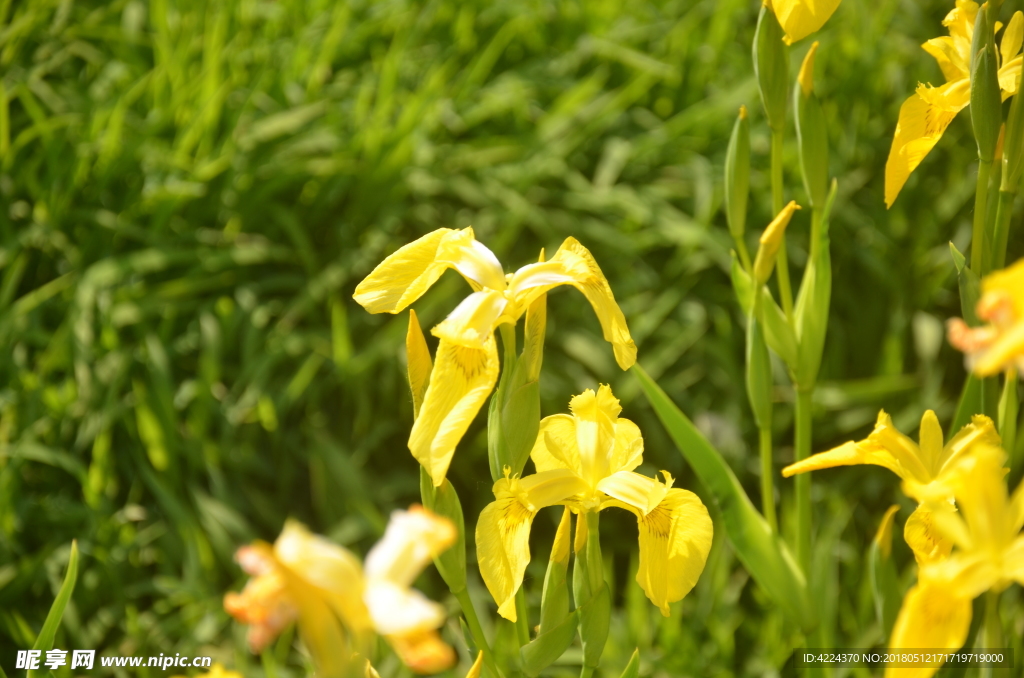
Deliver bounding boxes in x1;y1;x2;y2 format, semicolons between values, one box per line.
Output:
1;0;1022;676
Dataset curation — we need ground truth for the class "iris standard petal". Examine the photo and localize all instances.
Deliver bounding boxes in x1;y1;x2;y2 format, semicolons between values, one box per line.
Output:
884;584;971;678
610;418;644;474
531;414;581;473
884;81;970;208
903;505;954;564
916;410;944;476
625;487;713;616
353;229;456;314
1001;12;1024;68
406;310;432;419
545;238;637;369
934;414;1000;473
410;336;500;487
363;506;456;588
476;471;586;621
571;385;621;485
867;411;932;483
769;0;843;45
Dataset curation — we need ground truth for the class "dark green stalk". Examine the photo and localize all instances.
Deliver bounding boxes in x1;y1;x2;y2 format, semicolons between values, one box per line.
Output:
771;128;794;319
794;388;813;572
972;160;993;275
454;589;501;677
759;427;777;532
990;189;1015;271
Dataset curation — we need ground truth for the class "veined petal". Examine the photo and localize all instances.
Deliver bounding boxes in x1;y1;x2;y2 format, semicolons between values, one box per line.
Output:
903;505;954;565
884;584;971;678
610;418;644;474
917;410;944;476
432;290;508;349
781;440;905;479
1001;12;1024;69
410;336;500;487
364;506;456;588
770;0;842;45
618;487;712;616
352;229;455;314
386;629;457;675
923;37;968;82
597;470;671;516
476;471;585;621
544;238;637;369
867;410;932;483
531;414;581;474
571;385;620;485
406;310;432;419
884;81;970;208
934;414;1000;473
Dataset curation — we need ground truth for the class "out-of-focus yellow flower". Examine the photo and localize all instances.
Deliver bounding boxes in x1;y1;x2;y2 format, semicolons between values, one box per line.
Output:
225;507;457;676
476;384;712;620
885;2;1024;207
353;228;636;487
764;0;843;45
948;257;1024;376
171;664;243;678
885;444;1024;678
783;409;1000;563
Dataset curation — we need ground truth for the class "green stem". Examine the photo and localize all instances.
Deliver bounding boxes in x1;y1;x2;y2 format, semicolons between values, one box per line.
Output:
759;426;777;532
972;159;993;275
771;128;794;319
454;588;501;677
794;388;813;573
585;512;603;595
514;588;530;647
990;189;1016;271
736;236;753;273
981;589;1004;678
999;369;1019;469
579;668;595;678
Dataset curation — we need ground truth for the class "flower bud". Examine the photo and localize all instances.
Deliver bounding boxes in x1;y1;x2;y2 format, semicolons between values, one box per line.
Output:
1002;14;1024;188
754;5;789;133
538;508;572;632
794;42;829;208
419;468;468;594
746;316;774;431
971;4;1003;163
753;201;801;284
868;505;901;636
725;107;751;242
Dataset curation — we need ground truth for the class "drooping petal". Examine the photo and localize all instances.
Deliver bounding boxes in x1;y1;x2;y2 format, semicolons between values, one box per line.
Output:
410;336;500;487
597;470;671;516
571;385;621;486
903;505;954;565
352;229;453;314
406;310;432;419
435;229;507;291
386;629;458;675
884;81;970;208
884;584;971;678
431;289;509;349
476;471;586;621
781;440;905;479
621;487;713;616
533;238;637;369
363;506;456;588
769;0;843;45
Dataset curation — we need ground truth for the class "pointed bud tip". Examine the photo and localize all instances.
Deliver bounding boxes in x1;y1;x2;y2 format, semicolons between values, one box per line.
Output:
798;42;820;97
738;105;748;120
873;505;900;559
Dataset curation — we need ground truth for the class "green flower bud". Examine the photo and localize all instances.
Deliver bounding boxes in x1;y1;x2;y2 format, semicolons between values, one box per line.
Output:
746;316;774;431
754;5;789;133
1002;14;1024;188
419;468;468;593
794;42;829;208
725;106;751;242
868;505;901;636
971;4;1002;163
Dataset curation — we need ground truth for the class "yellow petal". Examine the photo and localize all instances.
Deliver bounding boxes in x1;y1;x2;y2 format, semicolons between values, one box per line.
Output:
623;488;713;616
934;413;1000;474
410;336;500;487
352;229;455;314
797;41;819;96
365;582;447;636
982;258;1024;314
386;629;457;675
753;201;801;283
769;0;842;44
873;504;900;559
610;418;644;474
543;238;637;369
998;55;1023;95
903;505;954;565
781;440;904;479
884;82;970;208
465;651;485;678
916;410;944;476
1001;12;1024;67
884;584;971;678
406;310;432;420
974;320;1024;375
476;471;586;621
597;470;671;516
867;410;932;483
923;36;969;82
571;384;621;485
364;506;456;587
531;414;581;473
1006;534;1024;585
921;551;999;599
432;290;509;349
435;229;507;291
550;506;573;566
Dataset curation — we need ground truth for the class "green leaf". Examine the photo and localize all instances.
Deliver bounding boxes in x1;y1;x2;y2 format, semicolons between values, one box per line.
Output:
618;649;641;678
957;264;982;326
632;365;816;632
27;542;79;678
950;241;967;273
520;611;578;677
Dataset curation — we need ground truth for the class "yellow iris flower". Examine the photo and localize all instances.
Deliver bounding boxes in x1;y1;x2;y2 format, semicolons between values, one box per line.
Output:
475;384;712;621
353;227;636;486
224;507;457;676
764;0;843;45
948;257;1024;376
783;409;1000;563
885;1;1024;208
885;444;1024;678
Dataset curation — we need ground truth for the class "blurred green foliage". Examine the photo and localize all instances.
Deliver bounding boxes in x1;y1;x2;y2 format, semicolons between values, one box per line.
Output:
1;0;1021;676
